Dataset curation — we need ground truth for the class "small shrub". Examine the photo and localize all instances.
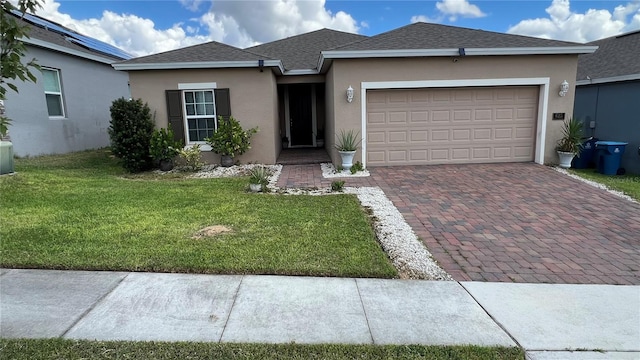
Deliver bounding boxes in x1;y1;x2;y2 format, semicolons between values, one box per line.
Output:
336;165;344;172
331;180;345;192
205;116;258;157
108;98;155;172
178;144;205;172
149;128;182;162
350;161;364;174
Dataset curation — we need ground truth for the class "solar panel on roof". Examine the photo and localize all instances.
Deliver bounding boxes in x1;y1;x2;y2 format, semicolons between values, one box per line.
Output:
10;9;132;60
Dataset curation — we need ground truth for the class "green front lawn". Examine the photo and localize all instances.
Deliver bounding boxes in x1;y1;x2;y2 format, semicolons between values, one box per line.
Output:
0;339;525;360
569;168;640;202
0;150;396;278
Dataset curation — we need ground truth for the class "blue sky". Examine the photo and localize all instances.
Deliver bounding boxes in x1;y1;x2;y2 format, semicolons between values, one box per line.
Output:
29;0;640;57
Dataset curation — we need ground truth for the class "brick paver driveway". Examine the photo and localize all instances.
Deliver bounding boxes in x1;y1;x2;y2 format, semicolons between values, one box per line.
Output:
278;163;640;285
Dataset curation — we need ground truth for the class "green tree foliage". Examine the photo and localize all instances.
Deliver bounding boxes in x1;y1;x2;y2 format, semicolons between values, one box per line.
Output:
1;0;42;136
108;98;155;172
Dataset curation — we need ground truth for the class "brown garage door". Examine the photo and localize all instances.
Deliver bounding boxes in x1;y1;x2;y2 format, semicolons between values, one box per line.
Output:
366;86;538;166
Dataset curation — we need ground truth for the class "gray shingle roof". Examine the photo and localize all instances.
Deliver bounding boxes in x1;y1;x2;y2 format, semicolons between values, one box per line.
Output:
334;22;583;51
246;29;367;70
118;40;270;65
577;30;640;81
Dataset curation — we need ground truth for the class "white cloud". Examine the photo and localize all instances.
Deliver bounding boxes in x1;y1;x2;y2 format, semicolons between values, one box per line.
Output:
179;0;204;12
26;0;360;57
207;0;359;44
435;0;486;20
412;0;484;25
508;0;640;42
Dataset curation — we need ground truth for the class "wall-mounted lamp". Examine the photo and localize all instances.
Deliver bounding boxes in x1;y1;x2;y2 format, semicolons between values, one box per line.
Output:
347;85;354;103
258;59;264;72
559;80;569;97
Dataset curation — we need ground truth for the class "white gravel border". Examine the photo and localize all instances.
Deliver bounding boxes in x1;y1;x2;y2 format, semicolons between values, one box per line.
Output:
179;163;452;280
554;167;638;204
321;162;370;178
345;187;452;280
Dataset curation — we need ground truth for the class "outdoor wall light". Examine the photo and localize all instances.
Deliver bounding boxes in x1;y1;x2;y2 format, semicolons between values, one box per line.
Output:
559;80;569;97
347;85;354;103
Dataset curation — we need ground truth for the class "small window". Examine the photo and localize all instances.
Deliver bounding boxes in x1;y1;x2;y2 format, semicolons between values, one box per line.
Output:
42;68;65;117
183;90;216;142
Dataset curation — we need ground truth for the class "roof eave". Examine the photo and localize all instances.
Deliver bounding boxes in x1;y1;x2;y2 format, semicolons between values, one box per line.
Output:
318;46;598;72
21;37;119;64
113;60;284;74
576;73;640;86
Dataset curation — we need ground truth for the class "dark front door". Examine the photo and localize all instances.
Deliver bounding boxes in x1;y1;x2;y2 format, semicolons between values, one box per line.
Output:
288;84;313;146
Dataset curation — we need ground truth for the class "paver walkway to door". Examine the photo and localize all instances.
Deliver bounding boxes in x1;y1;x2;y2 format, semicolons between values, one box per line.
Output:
277;163;640;285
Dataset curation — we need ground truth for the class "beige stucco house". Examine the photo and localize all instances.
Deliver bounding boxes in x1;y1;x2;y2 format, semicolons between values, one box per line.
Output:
113;22;597;167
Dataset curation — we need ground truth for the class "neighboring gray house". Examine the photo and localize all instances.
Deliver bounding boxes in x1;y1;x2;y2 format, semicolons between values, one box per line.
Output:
574;30;640;174
4;11;130;157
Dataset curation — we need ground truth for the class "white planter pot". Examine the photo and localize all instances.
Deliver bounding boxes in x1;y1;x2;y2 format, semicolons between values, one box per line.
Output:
557;151;576;169
338;150;356;170
249;183;262;192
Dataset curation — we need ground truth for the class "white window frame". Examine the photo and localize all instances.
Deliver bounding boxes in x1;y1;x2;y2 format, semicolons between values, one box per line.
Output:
42;68;65;118
181;88;217;146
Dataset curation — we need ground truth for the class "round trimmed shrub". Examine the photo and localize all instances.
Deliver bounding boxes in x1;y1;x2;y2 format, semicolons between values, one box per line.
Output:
108;98;155;172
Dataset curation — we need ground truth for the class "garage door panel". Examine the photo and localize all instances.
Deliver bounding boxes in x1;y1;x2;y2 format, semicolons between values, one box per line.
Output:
410;131;428;142
410;111;428;123
388;150;407;162
452;148;471;160
368;112;386;124
367;131;386;144
388;131;407;143
474;128;492;140
432;110;451;122
475;109;493;121
495;108;514;120
366;86;537;166
452;129;471;141
431;130;450;141
515;126;534;139
389;111;408;123
493;147;513;158
410;150;428;161
453;110;472;121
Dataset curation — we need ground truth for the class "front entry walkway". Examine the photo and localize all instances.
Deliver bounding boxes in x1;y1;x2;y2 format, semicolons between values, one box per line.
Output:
277;163;640;285
276;148;331;165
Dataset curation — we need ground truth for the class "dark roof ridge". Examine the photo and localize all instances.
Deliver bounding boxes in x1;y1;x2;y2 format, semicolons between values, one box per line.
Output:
125;40;277;64
334;22;584;51
245;28;362;51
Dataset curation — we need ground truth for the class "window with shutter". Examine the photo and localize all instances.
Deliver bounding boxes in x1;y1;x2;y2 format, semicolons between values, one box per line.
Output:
165;86;231;145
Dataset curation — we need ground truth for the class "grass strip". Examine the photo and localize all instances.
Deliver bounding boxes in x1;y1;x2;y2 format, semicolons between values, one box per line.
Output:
0;338;525;360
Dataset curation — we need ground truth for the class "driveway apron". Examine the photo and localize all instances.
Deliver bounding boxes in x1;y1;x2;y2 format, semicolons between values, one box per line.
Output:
278;163;640;284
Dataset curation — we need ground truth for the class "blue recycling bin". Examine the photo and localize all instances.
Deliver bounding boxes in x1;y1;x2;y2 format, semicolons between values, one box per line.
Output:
595;141;628;175
571;137;598;169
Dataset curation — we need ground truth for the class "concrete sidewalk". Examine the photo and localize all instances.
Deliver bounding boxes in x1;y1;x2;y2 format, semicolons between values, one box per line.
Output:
1;269;638;359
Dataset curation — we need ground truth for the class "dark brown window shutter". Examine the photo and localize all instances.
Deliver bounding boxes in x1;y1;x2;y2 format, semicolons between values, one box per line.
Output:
215;88;231;121
165;90;185;143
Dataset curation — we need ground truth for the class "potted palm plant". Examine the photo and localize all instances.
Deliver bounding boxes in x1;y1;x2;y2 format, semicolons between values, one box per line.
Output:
149;128;182;171
248;166;270;192
206;116;258;167
335;129;362;170
556;118;583;168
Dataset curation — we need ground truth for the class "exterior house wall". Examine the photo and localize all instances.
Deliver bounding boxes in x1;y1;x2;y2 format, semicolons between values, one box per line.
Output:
326;55;579;166
5;46;130;157
574;80;640;174
324;66;336;155
127;68;279;164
